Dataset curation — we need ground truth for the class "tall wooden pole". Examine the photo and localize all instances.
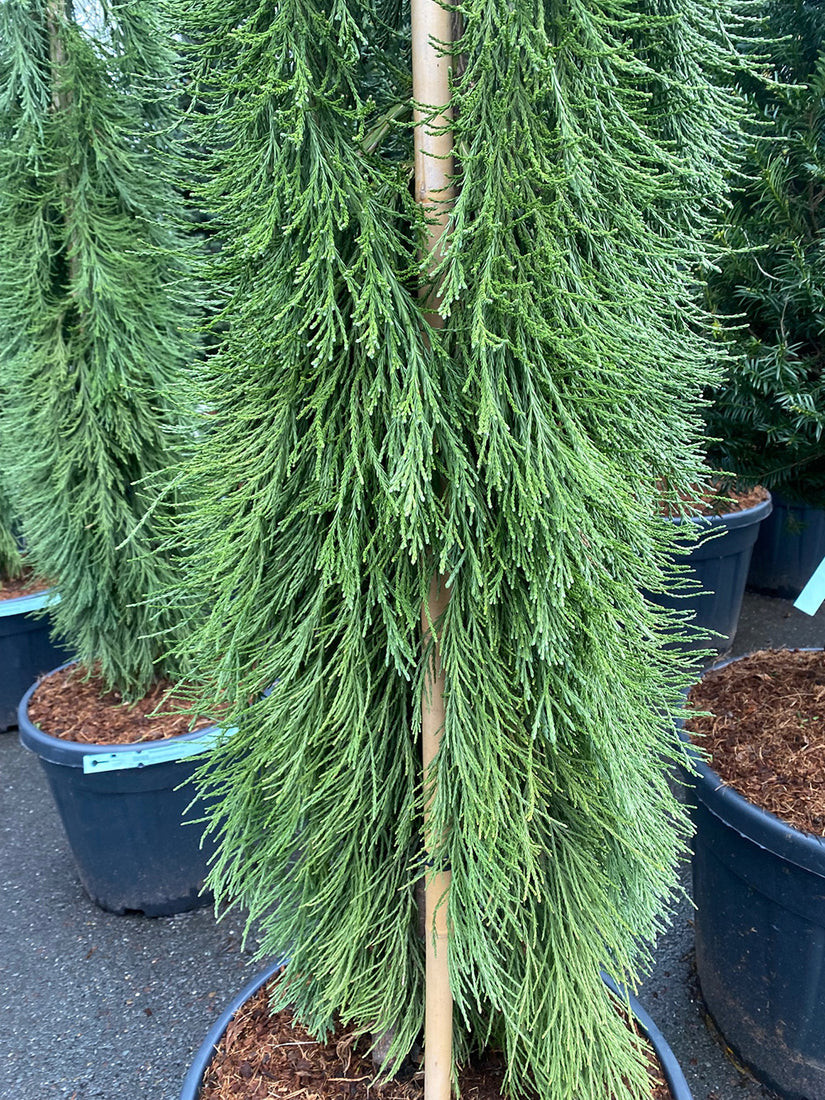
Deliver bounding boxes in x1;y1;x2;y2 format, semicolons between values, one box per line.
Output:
46;0;68;112
421;575;452;1100
411;0;455;279
410;2;456;1098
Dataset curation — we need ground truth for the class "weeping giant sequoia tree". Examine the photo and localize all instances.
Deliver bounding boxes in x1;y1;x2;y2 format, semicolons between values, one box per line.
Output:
0;0;194;693
172;0;750;1097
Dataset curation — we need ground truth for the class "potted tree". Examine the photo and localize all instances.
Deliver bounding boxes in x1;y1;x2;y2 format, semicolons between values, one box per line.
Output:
685;647;825;1100
0;0;220;916
180;959;694;1100
167;0;750;1094
705;1;825;598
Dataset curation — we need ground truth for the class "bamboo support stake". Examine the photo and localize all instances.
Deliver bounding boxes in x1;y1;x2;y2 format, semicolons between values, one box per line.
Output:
421;574;452;1100
411;0;456;1097
411;0;456;315
46;0;68;113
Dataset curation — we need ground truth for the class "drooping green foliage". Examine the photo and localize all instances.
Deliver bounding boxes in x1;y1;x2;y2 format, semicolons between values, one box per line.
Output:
0;380;22;583
169;0;750;1097
633;0;753;248
706;1;825;505
0;477;23;582
0;0;196;693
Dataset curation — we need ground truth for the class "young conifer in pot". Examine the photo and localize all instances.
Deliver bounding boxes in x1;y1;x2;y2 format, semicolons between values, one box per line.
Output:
169;0;750;1096
0;0;195;697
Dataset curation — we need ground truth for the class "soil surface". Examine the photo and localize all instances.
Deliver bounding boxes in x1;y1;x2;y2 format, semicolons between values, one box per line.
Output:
200;976;673;1100
27;663;213;744
0;568;52;600
686;648;825;835
659;483;768;518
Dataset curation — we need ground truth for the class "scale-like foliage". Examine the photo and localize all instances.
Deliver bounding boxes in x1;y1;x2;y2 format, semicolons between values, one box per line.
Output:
0;478;23;582
706;1;825;505
0;381;23;583
0;0;197;693
168;0;749;1096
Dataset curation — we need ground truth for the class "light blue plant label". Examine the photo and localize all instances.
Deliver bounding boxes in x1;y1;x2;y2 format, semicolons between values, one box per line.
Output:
0;588;60;617
793;556;825;616
82;726;237;773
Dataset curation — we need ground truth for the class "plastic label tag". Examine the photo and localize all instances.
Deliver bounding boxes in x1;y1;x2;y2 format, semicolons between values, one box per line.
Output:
793;556;825;616
83;726;237;774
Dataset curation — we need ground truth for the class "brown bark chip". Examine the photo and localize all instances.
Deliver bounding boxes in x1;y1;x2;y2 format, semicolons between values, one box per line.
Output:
27;664;213;745
199;979;673;1100
686;648;825;835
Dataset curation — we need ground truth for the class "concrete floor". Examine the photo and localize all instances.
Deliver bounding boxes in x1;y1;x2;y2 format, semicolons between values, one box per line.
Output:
1;591;823;1099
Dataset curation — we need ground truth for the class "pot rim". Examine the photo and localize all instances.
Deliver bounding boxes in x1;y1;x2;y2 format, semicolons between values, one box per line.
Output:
667;490;772;531
17;662;221;769
763;492;825;515
179;961;693;1100
686;648;825;876
0;585;59;618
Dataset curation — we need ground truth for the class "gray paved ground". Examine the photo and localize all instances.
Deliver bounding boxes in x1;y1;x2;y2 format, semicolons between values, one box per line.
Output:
2;591;824;1099
1;729;260;1098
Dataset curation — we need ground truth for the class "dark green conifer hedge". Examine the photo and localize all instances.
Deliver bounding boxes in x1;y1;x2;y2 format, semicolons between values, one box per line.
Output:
706;1;825;505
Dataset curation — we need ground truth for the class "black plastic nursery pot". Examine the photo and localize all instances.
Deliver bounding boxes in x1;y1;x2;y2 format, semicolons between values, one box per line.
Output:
179;961;693;1100
747;494;825;598
688;654;825;1099
0;588;71;731
655;493;772;652
17;667;229;917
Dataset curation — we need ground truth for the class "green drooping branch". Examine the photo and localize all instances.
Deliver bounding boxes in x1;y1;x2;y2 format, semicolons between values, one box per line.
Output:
0;478;23;583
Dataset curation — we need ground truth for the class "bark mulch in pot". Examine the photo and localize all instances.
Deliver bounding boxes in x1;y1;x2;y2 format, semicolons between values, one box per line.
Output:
199;976;674;1100
686;647;825;835
27;663;215;745
658;483;768;519
0;568;53;600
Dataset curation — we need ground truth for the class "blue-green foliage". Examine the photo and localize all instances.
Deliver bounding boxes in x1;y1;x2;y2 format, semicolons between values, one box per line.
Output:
0;0;197;692
0;476;22;581
0;343;23;585
707;1;825;505
168;0;751;1096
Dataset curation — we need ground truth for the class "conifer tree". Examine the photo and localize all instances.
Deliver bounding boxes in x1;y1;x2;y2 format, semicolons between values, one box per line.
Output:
169;0;750;1097
0;0;195;693
706;0;825;505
